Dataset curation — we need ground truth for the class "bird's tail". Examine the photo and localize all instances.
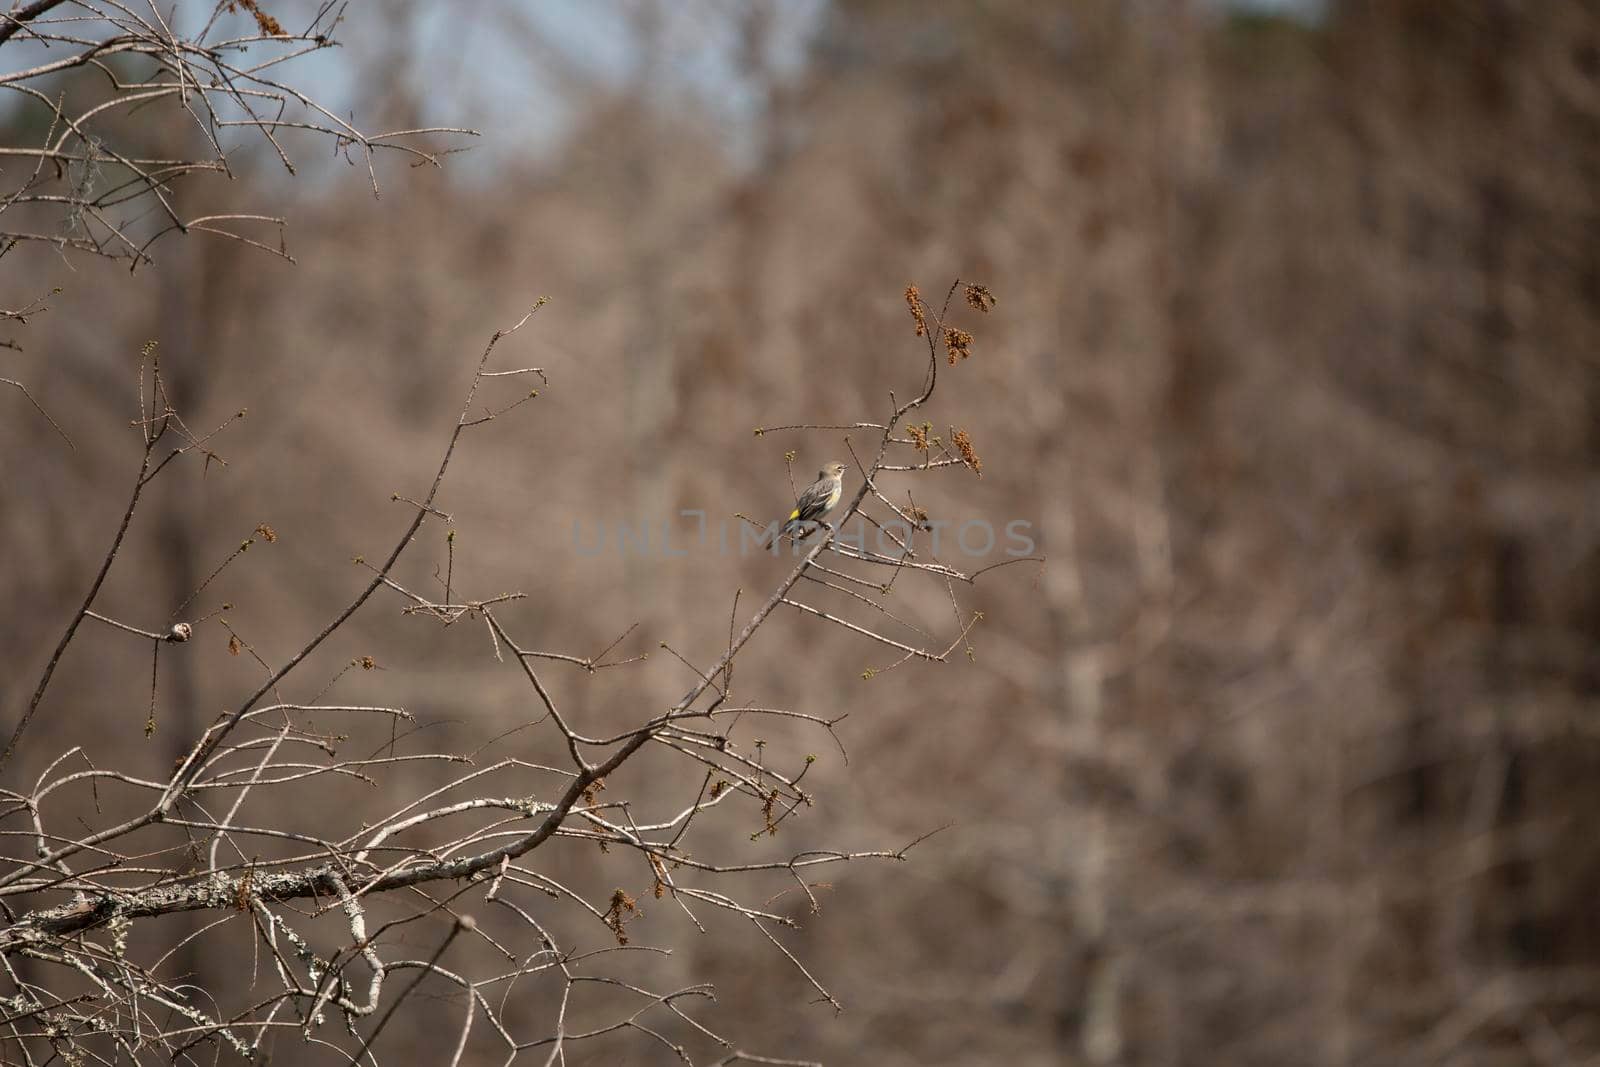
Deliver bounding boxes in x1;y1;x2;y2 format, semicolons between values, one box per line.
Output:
767;519;796;547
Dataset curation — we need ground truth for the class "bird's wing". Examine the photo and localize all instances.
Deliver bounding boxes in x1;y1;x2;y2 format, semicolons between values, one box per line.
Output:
789;479;830;521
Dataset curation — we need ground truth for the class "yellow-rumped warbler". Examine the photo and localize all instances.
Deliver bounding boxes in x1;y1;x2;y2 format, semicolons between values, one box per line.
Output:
778;461;848;540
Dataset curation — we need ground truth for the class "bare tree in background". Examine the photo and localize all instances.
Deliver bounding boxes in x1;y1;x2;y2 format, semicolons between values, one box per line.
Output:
0;0;472;442
12;2;1594;1063
0;0;470;267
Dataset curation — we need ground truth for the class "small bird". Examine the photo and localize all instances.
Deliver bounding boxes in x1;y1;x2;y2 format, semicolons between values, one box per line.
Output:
778;461;848;540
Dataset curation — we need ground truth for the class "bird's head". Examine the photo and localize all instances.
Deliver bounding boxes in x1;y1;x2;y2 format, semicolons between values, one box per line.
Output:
822;461;848;479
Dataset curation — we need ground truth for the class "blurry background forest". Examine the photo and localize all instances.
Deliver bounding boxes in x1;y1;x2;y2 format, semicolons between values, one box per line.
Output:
3;0;1600;1063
